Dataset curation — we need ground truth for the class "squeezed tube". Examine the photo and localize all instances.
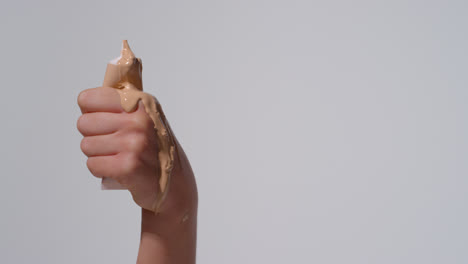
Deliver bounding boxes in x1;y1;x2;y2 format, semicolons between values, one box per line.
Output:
101;40;176;213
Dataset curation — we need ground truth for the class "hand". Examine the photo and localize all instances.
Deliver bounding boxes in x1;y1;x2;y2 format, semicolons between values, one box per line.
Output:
77;87;197;218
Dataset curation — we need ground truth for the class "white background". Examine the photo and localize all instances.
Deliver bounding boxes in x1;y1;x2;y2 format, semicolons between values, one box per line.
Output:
1;0;467;263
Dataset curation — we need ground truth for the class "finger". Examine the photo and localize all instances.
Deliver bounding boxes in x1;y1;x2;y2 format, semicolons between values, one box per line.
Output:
81;134;121;157
134;100;157;130
86;155;118;179
78;87;123;113
77;112;126;136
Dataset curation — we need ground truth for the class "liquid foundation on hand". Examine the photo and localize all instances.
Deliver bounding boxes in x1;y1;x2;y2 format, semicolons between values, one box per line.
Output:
101;40;176;213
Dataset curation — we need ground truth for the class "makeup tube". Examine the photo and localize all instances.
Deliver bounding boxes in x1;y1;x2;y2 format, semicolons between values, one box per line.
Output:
100;40;176;212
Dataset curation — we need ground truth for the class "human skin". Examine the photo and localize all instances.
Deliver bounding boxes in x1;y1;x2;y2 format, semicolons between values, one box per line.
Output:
77;87;198;264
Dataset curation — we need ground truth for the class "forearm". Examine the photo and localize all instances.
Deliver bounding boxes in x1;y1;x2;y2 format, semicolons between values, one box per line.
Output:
137;207;197;264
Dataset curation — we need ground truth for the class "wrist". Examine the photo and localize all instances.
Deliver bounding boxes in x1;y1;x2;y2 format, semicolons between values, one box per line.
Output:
137;207;197;264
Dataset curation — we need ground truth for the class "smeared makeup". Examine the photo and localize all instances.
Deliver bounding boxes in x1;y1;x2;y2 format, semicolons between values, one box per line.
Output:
101;40;176;213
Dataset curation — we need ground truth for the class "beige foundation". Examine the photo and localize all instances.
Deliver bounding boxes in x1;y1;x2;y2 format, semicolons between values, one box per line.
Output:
101;40;176;213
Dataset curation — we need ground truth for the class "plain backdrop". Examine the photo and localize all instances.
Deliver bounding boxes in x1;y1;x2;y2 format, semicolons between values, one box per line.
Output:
1;0;467;263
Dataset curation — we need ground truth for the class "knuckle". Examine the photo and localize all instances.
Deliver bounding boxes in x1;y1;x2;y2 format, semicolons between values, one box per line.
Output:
119;153;141;178
124;117;138;130
86;158;100;178
131;113;152;132
77;115;87;133
81;137;98;157
126;133;147;153
80;137;90;153
77;90;90;107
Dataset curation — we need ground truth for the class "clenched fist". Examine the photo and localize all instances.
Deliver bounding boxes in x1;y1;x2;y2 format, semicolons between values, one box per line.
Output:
77;86;197;218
